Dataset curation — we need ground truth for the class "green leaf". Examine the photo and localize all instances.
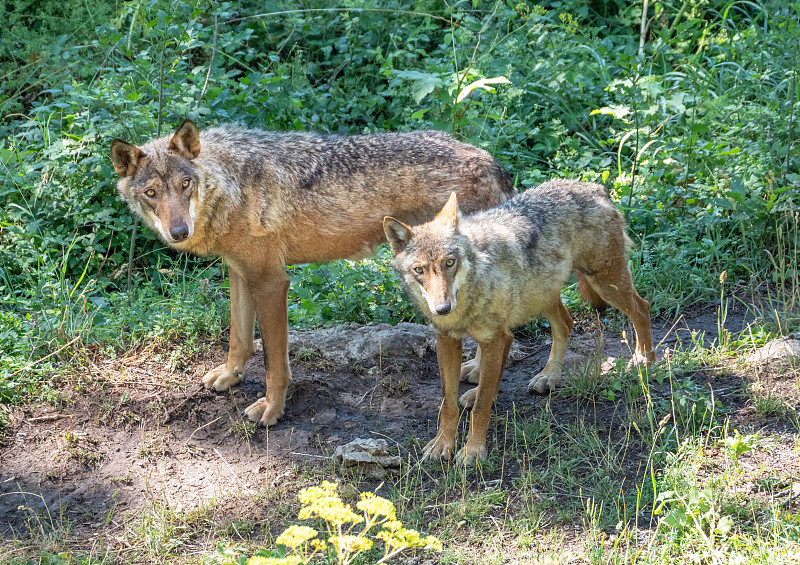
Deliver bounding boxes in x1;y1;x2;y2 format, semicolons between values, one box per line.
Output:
455;76;511;103
590;105;630;120
392;70;444;104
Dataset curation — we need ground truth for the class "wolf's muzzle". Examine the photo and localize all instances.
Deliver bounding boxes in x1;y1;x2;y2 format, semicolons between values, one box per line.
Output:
434;302;452;315
170;223;190;241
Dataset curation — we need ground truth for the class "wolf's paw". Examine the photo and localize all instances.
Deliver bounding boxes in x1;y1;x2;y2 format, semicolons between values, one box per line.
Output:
244;397;283;427
527;372;561;395
202;364;243;391
628;351;655;368
459;387;478;409
455;443;487;467
422;434;455;462
460;359;480;384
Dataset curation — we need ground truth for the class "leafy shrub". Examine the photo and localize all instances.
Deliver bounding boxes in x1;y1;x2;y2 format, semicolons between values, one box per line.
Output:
1;0;799;404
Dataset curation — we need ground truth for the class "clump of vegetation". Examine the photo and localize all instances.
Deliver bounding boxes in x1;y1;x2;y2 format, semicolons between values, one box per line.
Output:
2;1;798;408
239;481;440;565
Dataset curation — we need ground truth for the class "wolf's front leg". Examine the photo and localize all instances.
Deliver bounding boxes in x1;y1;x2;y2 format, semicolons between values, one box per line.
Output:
203;268;255;391
528;299;573;394
423;333;463;461
242;269;291;427
456;331;512;466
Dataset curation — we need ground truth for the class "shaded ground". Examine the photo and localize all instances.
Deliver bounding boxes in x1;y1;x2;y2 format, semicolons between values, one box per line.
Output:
1;297;798;560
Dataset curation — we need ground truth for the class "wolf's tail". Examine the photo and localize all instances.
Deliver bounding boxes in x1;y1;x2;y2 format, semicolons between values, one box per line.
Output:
577;271;608;312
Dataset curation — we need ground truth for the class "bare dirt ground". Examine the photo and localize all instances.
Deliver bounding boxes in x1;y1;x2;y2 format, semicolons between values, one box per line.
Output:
1;298;798;559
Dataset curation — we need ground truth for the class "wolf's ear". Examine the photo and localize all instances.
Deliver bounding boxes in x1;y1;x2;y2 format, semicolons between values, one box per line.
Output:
383;217;414;254
110;139;146;177
434;192;459;229
168;119;201;159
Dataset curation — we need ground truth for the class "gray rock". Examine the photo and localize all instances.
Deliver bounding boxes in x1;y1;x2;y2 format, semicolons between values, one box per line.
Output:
333;438;401;479
747;338;800;366
562;351;591;372
253;323;530;367
255;323;437;366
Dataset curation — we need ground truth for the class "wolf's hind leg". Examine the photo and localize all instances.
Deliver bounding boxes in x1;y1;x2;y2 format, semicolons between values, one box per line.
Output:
423;333;463;462
460;346;481;383
528;299;573;394
583;257;654;367
203;269;255;391
459;336;512;408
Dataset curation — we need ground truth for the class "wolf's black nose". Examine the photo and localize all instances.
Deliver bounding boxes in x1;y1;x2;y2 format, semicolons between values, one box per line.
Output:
435;302;452;315
170;223;189;241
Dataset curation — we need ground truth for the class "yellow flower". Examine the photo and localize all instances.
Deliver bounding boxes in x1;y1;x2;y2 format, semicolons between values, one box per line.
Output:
296;481;363;526
247;556;304;565
422;535;443;551
329;535;373;554
376;525;443;553
304;504;364;526
382;520;403;532
310;538;328;552
276;525;318;548
298;481;339;505
356;492;397;519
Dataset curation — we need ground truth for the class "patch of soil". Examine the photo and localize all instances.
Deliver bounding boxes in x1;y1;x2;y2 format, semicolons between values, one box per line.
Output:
0;298;792;548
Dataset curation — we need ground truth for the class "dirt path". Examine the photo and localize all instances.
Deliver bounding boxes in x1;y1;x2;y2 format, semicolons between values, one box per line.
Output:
0;300;777;547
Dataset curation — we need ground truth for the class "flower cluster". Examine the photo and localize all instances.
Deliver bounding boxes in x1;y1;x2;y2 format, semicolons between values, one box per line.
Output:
248;481;442;565
356;492;397;520
376;519;443;554
248;557;303;565
297;481;364;527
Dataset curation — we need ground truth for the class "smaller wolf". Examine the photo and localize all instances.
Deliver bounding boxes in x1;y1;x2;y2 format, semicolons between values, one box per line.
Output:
384;180;654;465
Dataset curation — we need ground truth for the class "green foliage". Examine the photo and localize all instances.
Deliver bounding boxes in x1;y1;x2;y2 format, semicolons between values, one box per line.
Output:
655;485;734;540
287;248;422;328
1;0;799;405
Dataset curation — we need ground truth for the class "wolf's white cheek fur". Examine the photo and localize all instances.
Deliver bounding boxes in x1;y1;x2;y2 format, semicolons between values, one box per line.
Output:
417;284;438;314
150;214;171;242
187;199;197;237
451;257;470;311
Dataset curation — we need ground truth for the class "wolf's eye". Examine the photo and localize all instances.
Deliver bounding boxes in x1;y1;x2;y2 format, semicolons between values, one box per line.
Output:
145;189;156;198
445;258;455;268
413;267;424;275
181;178;191;189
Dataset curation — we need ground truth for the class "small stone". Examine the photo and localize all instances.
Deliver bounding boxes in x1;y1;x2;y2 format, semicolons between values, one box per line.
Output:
601;357;620;373
333;438;401;479
380;398;407;416
311;408;337;426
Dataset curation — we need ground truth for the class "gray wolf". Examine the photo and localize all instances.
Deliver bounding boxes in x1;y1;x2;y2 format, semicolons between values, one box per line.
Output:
384;180;654;465
110;119;514;427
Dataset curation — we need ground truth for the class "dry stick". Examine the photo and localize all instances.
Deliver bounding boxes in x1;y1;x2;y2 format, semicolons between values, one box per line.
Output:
185;416;222;446
638;0;650;57
784;43;797;183
198;15;219;103
9;337;80;377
